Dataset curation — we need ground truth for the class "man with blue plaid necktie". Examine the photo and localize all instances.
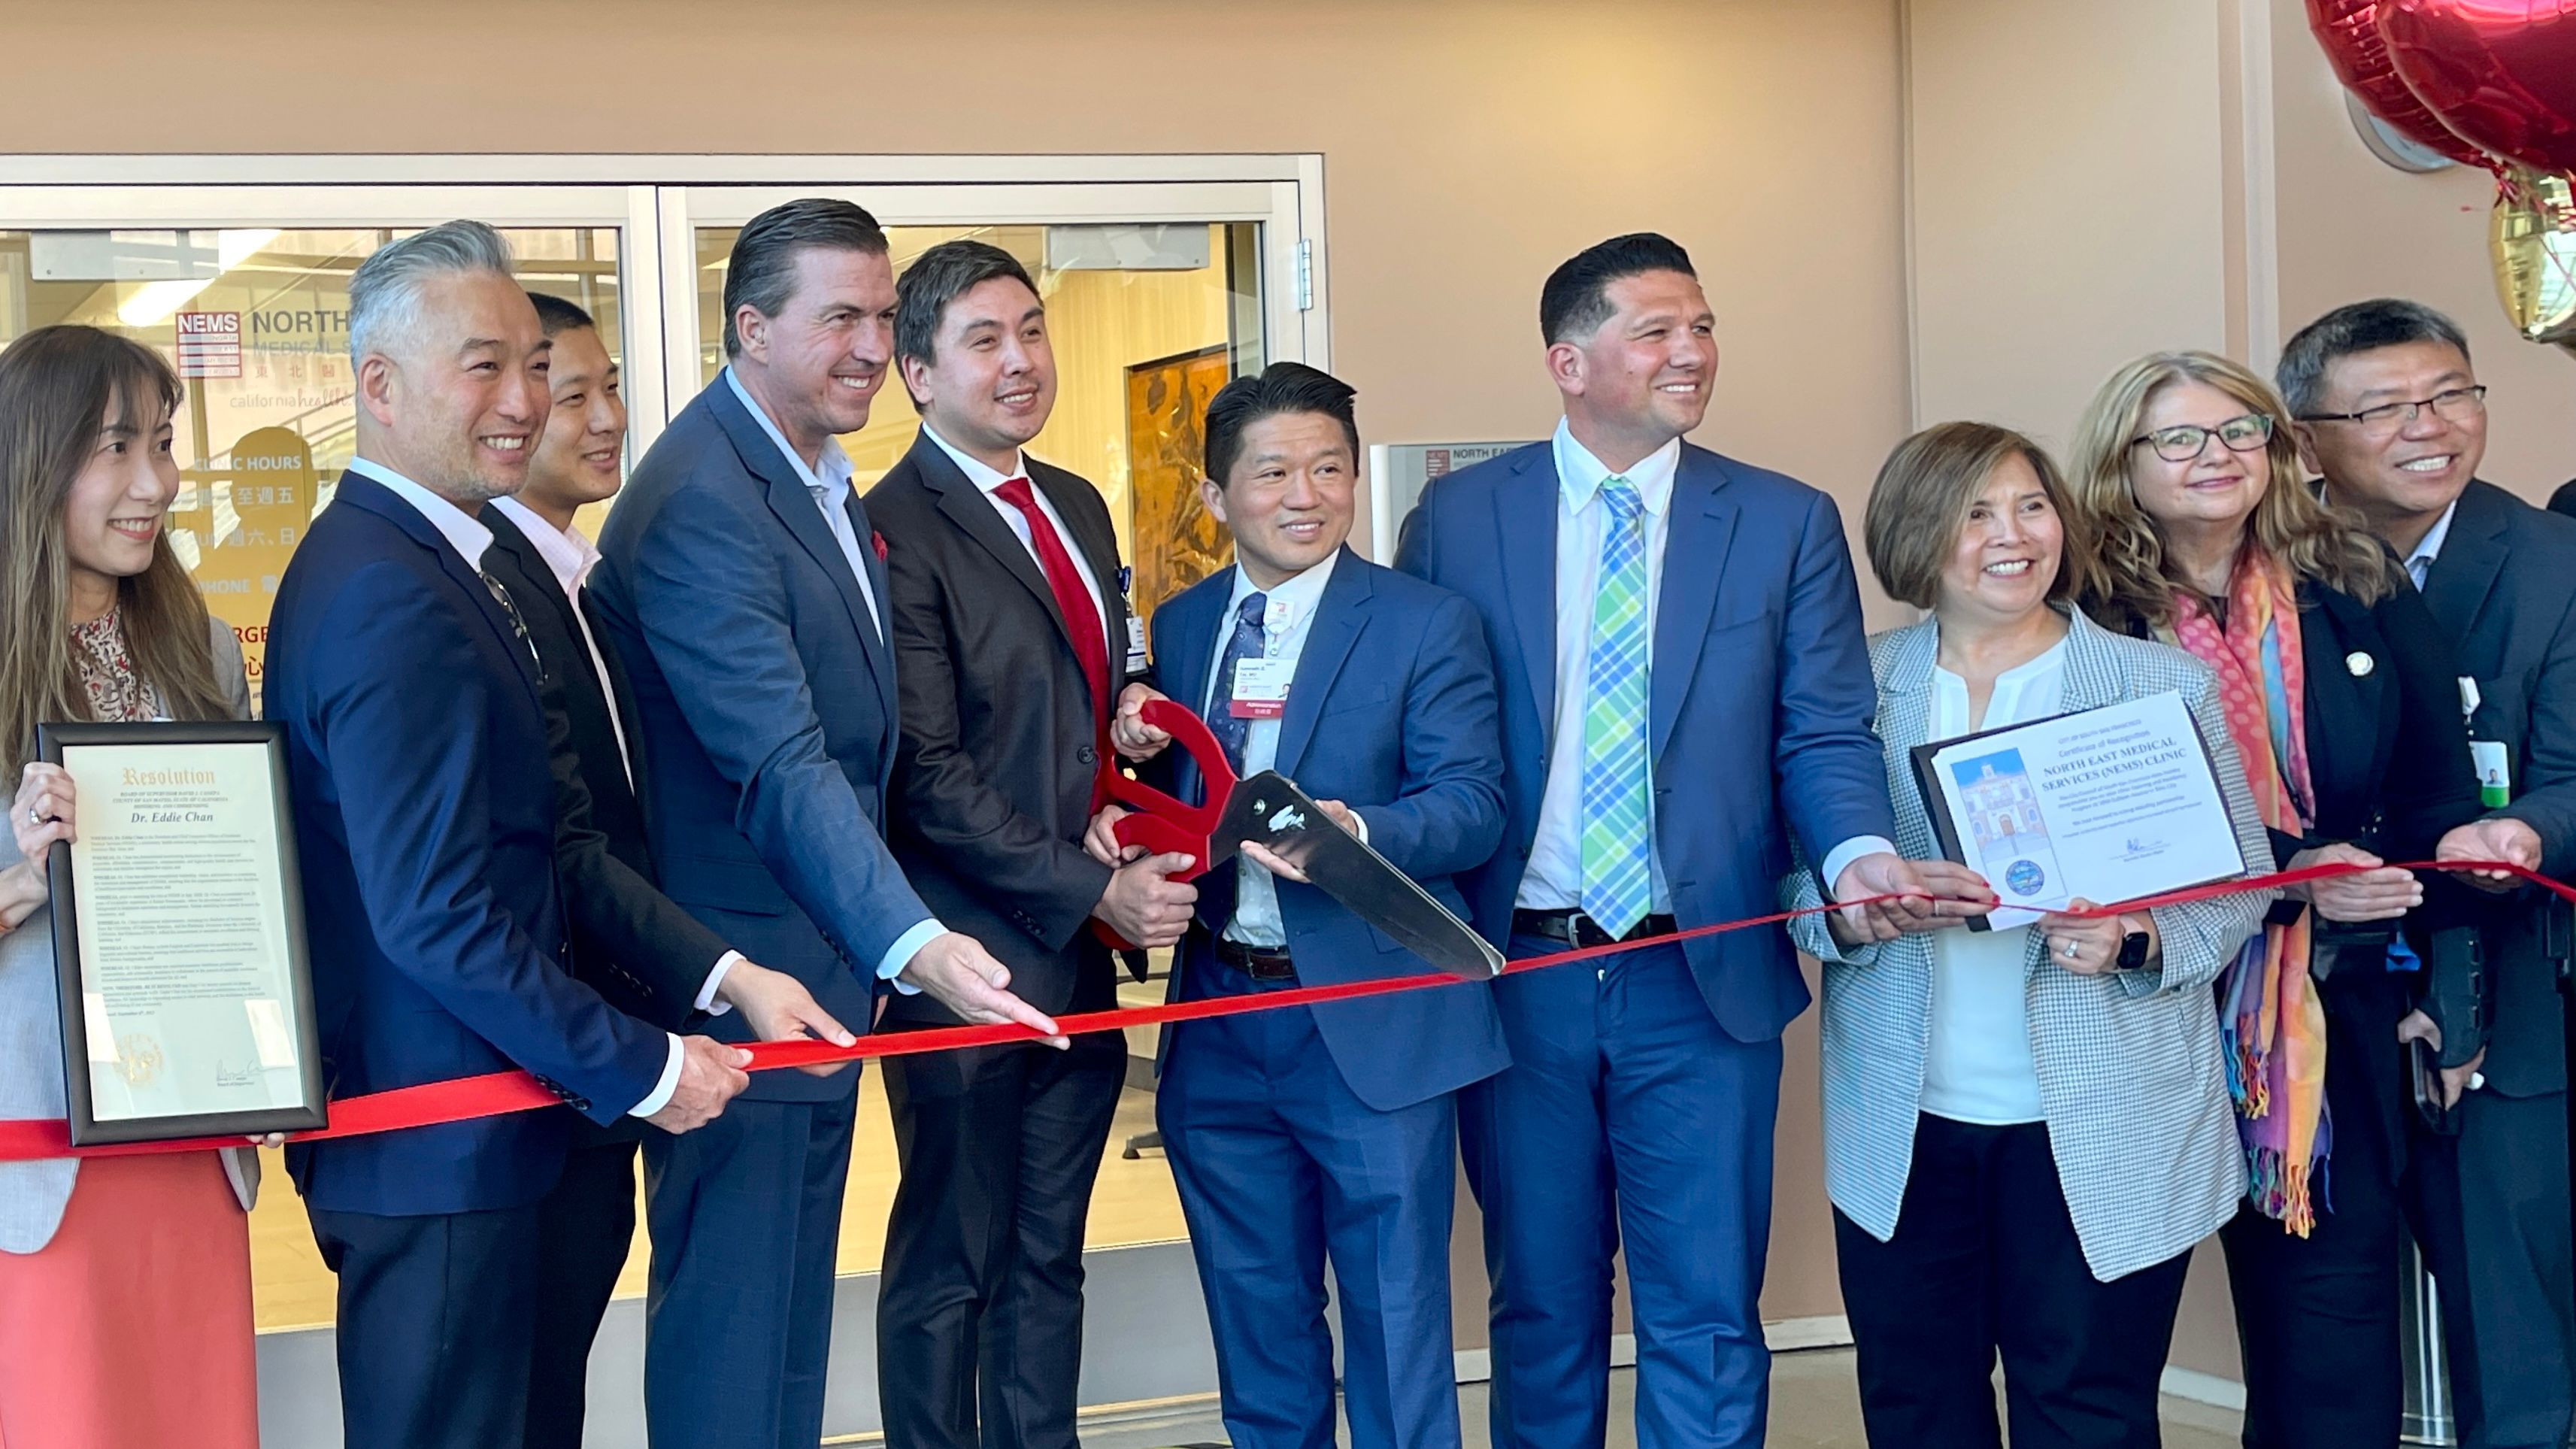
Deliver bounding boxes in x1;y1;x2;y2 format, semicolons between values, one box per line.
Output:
1396;232;1984;1448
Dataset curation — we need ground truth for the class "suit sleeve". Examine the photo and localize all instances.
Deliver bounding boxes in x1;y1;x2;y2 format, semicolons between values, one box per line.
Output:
311;563;667;1121
623;482;935;980
881;520;1113;950
1392;481;1440;584
1350;593;1506;880
2496;582;2576;875
1773;492;1902;865
538;663;729;1032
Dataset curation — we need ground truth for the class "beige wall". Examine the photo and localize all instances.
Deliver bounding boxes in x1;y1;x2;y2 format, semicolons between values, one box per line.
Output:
1906;0;2235;448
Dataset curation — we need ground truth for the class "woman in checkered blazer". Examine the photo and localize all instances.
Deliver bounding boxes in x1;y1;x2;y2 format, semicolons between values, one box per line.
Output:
1780;421;2272;1448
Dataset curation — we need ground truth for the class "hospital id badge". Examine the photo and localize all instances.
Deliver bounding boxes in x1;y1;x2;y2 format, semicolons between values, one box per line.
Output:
2471;739;2511;808
1229;657;1292;720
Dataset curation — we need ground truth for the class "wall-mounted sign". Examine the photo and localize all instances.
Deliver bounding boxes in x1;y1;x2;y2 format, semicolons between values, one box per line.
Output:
1364;440;1538;559
176;311;243;379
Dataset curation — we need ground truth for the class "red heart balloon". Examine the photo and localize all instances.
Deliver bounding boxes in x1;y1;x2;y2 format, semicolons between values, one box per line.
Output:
2307;0;2496;168
2380;0;2576;176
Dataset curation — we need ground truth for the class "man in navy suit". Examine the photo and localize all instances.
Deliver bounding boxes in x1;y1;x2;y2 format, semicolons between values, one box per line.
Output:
1396;233;1972;1447
1089;363;1508;1447
265;222;794;1449
587;199;1062;1449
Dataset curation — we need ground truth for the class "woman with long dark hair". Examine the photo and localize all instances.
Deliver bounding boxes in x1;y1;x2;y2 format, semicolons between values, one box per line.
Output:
0;324;260;1447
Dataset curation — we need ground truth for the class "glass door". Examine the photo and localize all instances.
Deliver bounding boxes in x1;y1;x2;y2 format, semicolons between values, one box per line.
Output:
663;178;1306;1272
0;182;650;1333
0;186;653;718
662;179;1305;625
0;162;1326;1365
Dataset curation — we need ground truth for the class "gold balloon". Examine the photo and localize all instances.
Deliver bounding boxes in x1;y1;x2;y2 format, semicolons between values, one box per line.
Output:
2492;168;2576;346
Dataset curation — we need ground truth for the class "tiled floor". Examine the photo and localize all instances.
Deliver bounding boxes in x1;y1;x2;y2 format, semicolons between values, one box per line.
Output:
1073;1350;2246;1448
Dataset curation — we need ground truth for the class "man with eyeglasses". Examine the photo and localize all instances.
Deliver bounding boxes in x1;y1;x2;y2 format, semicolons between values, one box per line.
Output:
2281;297;2576;1449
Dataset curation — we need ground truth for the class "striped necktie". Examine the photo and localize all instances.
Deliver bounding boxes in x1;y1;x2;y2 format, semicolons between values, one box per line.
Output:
1579;477;1653;938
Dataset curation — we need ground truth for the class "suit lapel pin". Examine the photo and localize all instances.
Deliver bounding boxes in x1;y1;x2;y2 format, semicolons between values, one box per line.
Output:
2346;650;2374;678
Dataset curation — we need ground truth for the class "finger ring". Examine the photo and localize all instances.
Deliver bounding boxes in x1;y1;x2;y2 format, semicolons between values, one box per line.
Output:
25;806;38;827
2062;940;2080;959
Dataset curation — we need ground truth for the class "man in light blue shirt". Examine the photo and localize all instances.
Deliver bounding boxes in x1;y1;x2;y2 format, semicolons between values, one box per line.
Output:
1397;232;1972;1448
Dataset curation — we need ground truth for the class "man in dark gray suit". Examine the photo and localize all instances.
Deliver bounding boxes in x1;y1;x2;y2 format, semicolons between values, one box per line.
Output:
2284;297;2576;1449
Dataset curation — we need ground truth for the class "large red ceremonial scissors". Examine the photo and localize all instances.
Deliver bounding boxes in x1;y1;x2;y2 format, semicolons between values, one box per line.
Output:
1088;698;1503;978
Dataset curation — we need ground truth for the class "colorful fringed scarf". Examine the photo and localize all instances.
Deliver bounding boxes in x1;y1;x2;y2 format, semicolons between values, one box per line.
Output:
2166;548;2327;1234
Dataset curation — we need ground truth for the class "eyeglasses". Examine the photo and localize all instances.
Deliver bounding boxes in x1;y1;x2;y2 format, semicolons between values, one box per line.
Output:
2295;385;2487;434
2129;412;2274;463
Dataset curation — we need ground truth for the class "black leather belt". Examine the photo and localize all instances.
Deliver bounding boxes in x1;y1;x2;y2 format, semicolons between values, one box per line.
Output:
1213;935;1298;982
1511;908;1678;950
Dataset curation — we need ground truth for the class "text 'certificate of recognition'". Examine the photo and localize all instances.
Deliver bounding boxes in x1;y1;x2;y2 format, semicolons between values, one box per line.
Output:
43;721;325;1144
1910;691;2247;931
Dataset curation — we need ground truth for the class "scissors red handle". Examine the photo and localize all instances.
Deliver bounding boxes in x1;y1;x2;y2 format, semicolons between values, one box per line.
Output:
1091;697;1233;950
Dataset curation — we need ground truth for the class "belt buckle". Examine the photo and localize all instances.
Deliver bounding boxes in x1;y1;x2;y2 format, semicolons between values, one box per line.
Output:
1246;953;1296;983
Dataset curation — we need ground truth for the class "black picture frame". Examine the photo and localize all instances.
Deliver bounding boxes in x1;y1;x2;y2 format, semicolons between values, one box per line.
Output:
38;720;326;1146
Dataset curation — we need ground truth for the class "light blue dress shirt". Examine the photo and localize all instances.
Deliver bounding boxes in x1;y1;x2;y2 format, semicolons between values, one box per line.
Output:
1516;420;1892;916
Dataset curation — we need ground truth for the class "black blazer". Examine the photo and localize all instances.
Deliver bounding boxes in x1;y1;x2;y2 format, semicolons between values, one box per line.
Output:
868;434;1142;1024
2419;479;2576;1095
2284;570;2481;875
483;503;724;1033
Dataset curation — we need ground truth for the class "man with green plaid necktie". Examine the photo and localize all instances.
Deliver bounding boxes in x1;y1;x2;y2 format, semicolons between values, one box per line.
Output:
1396;232;1982;1448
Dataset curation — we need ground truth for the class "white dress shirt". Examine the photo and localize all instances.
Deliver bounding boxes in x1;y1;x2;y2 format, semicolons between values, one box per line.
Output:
2402;497;2462;591
1516;420;1893;915
720;370;942;987
918;423;1114;663
350;456;687;1119
1203;552;1365;947
724;367;884;640
1918;639;2065;1126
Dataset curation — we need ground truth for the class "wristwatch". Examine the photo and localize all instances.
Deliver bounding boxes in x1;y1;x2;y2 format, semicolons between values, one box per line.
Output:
2115;915;2153;971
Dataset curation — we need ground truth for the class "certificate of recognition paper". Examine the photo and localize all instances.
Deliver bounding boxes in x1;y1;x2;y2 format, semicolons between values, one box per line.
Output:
1909;692;2248;932
39;721;325;1145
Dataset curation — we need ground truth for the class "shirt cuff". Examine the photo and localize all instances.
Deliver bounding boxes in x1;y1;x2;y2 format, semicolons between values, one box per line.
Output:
694;950;744;1016
1346;811;1369;845
875;918;946;997
626;1034;685;1119
1819;836;1898;899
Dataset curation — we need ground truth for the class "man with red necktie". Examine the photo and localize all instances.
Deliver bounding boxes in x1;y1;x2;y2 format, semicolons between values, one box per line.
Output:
866;238;1197;1449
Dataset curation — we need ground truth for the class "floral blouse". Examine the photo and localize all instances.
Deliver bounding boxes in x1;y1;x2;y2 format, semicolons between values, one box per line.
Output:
68;608;165;724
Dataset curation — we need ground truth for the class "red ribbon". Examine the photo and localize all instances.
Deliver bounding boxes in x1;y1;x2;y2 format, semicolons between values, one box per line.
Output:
2;858;2565;1164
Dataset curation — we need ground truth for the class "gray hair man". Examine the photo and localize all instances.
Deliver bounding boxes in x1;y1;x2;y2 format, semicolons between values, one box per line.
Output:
271;218;846;1449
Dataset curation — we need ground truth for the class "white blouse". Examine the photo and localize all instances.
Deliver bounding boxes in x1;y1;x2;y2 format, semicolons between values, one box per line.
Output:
1919;638;2069;1126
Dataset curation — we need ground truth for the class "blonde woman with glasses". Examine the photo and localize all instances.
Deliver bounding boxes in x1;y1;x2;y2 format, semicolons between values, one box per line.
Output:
1784;421;2270;1447
2069;350;2483;1449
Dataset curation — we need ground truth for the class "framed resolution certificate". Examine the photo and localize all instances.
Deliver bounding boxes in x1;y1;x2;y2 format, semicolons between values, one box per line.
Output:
38;720;326;1145
1910;692;2249;932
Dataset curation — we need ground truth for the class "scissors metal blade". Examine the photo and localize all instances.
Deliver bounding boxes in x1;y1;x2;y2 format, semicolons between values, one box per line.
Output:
1217;771;1504;980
